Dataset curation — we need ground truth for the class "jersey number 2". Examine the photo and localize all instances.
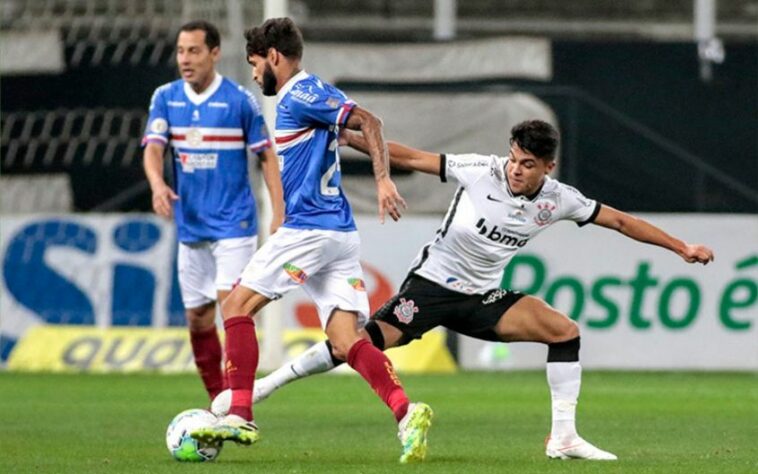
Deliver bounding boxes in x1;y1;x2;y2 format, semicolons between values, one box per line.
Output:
320;139;340;196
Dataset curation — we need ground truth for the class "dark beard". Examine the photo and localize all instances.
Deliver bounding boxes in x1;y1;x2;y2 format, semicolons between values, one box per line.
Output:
261;65;277;96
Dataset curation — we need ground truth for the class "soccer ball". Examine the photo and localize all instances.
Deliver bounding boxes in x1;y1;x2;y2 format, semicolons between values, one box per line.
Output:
165;409;223;462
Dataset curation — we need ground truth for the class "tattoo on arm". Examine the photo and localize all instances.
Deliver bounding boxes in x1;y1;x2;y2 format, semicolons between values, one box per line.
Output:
345;107;389;181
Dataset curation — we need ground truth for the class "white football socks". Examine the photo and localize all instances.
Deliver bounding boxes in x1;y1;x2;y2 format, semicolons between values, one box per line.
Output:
263;341;336;390
546;361;582;441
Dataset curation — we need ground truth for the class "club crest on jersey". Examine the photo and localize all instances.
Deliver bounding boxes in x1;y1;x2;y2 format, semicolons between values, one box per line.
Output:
283;262;308;284
326;97;341;108
347;278;366;291
393;298;419;324
534;201;557;226
186;128;203;147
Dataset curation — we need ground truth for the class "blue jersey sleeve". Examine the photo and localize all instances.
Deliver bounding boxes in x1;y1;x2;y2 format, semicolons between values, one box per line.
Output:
142;85;170;147
288;84;356;129
240;89;272;154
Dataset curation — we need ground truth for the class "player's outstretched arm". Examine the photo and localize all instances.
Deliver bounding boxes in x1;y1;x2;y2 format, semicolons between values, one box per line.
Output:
258;147;285;234
592;205;715;264
341;130;441;176
344;106;407;223
143;142;178;218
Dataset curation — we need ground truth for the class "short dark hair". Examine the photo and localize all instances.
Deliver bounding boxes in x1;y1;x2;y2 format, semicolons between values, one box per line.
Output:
244;17;303;59
177;20;221;51
510;120;560;160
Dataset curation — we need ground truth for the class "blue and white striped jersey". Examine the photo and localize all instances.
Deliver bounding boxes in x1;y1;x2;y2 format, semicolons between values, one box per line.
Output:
143;73;271;243
274;70;356;232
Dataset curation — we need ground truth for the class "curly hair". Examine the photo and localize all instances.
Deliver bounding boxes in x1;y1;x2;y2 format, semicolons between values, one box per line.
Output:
244;17;303;59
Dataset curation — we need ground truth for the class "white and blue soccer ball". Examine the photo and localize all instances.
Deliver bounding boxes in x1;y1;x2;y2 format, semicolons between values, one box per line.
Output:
165;409;222;462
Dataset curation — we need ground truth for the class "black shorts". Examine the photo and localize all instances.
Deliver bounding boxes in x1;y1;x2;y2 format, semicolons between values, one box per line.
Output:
372;274;525;344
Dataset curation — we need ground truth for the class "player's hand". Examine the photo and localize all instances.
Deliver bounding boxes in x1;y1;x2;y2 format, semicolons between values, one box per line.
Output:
681;244;714;265
151;183;179;218
376;177;407;223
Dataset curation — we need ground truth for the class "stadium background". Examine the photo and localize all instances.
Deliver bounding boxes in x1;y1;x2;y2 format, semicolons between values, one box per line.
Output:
0;1;756;471
0;0;758;473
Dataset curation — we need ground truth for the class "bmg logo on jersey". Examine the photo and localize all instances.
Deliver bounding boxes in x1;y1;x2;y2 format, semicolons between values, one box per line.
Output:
475;218;530;247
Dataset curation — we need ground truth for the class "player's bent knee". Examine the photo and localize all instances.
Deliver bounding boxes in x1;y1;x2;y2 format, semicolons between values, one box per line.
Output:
329;343;348;361
543;310;579;343
327;338;358;361
561;318;580;341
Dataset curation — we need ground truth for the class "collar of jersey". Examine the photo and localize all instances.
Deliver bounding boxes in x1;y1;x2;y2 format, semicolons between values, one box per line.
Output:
277;70;310;104
183;73;223;105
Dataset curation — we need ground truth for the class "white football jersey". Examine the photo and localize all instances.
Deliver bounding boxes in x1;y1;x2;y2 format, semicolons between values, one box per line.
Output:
409;153;600;294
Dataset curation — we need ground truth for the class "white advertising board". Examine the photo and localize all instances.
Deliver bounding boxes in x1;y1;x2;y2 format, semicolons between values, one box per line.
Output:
1;213;755;370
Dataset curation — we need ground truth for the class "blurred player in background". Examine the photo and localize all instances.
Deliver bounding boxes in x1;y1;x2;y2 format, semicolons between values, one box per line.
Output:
190;18;432;464
238;119;715;461
142;20;284;402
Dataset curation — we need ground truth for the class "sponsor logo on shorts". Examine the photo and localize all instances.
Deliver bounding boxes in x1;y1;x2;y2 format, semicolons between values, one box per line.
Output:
446;277;476;294
482;289;510;305
348;278;366;291
283;262;307;284
393;298;419;324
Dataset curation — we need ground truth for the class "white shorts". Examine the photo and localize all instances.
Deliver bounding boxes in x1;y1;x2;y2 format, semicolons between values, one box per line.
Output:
178;236;257;309
239;227;370;329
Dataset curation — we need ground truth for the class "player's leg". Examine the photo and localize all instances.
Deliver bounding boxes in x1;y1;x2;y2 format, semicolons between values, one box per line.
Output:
326;310;410;421
178;242;226;400
249;304;405;405
325;309;432;464
309;242;432;463
492;294;616;460
251;274;444;405
195;230;311;446
191;284;269;446
211;236;258;393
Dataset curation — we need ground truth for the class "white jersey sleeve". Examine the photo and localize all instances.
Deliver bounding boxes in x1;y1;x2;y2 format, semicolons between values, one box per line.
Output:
557;183;601;226
440;153;494;188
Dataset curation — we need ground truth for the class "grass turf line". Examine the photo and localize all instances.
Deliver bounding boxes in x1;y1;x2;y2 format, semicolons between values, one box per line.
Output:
0;371;756;473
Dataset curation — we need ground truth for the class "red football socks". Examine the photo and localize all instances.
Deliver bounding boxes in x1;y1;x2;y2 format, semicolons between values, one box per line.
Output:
347;339;410;422
189;325;224;400
224;316;258;421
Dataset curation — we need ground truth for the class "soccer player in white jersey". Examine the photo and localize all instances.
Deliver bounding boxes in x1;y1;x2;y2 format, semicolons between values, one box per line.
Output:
142;21;284;403
190;18;433;464
234;120;715;461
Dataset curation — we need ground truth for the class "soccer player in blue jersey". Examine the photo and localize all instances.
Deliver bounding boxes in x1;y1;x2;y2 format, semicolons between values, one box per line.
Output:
190;18;432;463
142;20;284;403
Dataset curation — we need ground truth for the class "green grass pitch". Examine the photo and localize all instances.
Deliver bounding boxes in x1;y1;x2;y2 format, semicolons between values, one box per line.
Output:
1;371;756;473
